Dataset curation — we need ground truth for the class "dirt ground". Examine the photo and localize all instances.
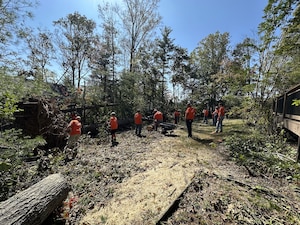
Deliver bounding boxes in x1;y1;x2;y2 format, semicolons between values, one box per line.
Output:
52;119;300;225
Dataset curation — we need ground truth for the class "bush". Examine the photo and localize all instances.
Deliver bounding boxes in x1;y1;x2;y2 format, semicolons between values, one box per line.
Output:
225;131;300;180
0;129;46;200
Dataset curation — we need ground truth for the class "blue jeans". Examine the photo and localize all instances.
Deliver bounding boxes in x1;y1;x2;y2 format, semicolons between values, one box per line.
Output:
216;116;224;132
213;115;218;126
135;124;142;135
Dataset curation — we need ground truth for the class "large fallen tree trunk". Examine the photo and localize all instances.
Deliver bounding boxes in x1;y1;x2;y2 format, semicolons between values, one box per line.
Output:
0;173;70;225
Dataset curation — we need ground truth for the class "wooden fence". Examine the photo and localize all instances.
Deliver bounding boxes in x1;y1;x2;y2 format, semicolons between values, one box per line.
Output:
273;83;300;162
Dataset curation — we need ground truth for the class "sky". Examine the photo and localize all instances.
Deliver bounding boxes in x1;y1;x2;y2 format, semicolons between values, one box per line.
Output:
31;0;269;53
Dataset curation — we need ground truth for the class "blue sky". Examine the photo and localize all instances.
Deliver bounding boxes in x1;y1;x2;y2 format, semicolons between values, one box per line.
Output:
31;0;268;53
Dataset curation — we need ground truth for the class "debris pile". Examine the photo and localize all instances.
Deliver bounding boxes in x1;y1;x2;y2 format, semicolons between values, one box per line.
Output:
14;97;68;148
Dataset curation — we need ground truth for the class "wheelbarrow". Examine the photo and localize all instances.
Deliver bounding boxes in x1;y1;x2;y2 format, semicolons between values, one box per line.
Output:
160;122;177;135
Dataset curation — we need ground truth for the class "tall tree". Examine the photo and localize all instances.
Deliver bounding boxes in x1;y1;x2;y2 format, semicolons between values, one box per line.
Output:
228;37;258;95
190;32;230;104
0;0;37;69
25;29;55;82
98;1;121;103
88;36;115;104
259;0;298;47
258;0;300;93
114;0;161;72
136;41;160;111
54;12;97;88
154;26;175;107
171;46;190;105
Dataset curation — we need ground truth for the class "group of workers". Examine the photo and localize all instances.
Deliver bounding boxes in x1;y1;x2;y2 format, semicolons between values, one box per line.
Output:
65;102;225;148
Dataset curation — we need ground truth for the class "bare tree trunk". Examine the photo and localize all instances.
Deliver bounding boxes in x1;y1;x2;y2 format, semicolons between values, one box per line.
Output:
0;173;70;225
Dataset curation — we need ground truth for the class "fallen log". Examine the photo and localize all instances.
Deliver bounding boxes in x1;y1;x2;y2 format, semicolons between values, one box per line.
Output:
0;173;70;225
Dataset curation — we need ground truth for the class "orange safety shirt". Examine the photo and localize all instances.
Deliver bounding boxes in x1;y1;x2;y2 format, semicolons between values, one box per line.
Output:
69;119;82;135
203;109;209;116
185;107;195;120
218;106;225;117
212;109;219;117
134;112;142;125
174;111;180;117
154;111;163;121
110;116;118;130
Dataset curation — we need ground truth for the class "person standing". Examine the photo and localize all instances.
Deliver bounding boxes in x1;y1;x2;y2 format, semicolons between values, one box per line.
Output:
215;103;225;133
212;106;219;126
202;108;209;124
153;109;163;131
174;109;180;124
185;102;196;137
109;112;118;144
134;109;143;136
66;115;82;148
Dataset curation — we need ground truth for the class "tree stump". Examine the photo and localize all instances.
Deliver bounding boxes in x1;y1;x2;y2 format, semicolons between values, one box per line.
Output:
0;173;70;225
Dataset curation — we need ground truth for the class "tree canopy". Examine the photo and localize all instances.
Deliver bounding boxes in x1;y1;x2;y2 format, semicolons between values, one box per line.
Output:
0;0;299;127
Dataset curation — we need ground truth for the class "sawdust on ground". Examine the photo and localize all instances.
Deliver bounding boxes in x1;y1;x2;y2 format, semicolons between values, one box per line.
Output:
80;123;225;225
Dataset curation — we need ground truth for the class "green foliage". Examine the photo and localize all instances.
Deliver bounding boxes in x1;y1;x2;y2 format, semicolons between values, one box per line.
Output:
0;129;46;200
54;12;97;88
0;0;37;67
0;70;55;125
258;0;300;94
0;91;20;120
240;96;274;134
25;30;55;81
118;72;141;117
221;94;244;118
292;99;300;106
225;130;300;180
259;0;298;45
0;71;24;123
0;129;46;156
189;31;230;103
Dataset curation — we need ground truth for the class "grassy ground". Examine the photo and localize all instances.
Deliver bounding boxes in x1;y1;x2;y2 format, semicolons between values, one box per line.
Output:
178;118;246;144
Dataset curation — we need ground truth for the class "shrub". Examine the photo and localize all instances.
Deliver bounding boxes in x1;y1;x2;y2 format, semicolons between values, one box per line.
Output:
0;129;46;200
225;131;300;180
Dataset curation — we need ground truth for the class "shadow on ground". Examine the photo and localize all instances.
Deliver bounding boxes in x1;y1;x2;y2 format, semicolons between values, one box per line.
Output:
191;136;213;144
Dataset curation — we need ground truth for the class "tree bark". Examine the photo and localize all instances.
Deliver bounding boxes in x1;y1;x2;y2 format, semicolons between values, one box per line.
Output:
0;173;70;225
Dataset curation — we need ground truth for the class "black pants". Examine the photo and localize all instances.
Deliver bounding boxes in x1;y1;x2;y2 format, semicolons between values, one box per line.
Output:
186;119;193;137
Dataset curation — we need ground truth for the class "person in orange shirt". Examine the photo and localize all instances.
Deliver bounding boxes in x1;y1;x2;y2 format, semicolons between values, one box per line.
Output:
174;109;180;124
66;115;82;148
109;112;118;144
212;106;219;126
215;103;225;133
134;109;143;136
153;109;163;131
185;102;196;137
202;108;209;124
